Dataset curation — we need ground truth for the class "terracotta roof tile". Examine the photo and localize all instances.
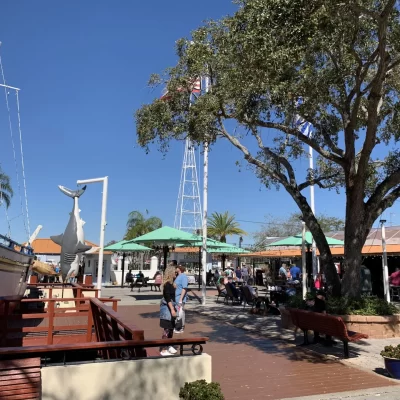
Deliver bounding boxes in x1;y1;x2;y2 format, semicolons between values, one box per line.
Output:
30;238;112;255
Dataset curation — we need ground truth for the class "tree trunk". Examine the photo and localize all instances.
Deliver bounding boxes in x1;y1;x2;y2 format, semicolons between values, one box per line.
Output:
341;188;369;297
222;254;227;271
291;190;341;297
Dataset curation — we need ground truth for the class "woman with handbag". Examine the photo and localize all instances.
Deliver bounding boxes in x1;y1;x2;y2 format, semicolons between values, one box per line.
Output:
159;265;178;356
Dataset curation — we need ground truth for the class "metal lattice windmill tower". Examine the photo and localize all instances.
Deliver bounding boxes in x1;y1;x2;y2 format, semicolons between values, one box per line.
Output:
174;139;203;233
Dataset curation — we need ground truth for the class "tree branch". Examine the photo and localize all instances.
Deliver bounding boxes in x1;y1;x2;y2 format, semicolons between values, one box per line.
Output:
254;120;346;166
298;174;340;191
369;185;400;226
349;3;379;20
248;127;297;186
216;119;290;187
357;0;395;182
365;168;400;214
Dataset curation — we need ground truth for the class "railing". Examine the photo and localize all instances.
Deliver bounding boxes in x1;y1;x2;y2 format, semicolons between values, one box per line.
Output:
0;297;209;366
27;282;100;301
90;298;146;358
0;297;120;346
0;337;209;365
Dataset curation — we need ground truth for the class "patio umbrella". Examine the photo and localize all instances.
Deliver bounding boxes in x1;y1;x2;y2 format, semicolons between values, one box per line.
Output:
176;239;242;288
208;245;250;270
104;240;151;252
130;226;203;270
105;240;152;287
268;232;344;297
267;232;344;247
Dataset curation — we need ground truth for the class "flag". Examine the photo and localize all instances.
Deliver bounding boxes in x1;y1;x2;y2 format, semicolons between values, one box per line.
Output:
294;97;313;138
161;77;201;100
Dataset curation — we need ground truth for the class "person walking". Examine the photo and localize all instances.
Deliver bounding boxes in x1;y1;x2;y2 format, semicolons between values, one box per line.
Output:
241;264;249;284
174;265;188;334
159;265;178;356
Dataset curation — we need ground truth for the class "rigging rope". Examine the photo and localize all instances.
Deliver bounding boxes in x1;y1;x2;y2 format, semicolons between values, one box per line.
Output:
16;90;31;238
0;47;29;239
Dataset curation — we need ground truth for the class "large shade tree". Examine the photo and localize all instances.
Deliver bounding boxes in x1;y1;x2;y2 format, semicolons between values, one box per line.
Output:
125;210;162;240
208;211;247;242
0;168;13;208
136;0;400;297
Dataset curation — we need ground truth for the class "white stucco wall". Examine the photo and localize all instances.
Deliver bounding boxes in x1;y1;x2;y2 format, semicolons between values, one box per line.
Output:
41;354;212;400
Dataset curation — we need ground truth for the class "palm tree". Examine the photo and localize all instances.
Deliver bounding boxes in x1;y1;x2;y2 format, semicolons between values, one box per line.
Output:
207;211;246;243
124;210;162;240
0;169;13;208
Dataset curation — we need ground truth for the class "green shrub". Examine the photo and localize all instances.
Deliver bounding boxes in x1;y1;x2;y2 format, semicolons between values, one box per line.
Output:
179;380;224;400
287;294;398;316
381;345;400;359
286;294;307;310
326;296;398;316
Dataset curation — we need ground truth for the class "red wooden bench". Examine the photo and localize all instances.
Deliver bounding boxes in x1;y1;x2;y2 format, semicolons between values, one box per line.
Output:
288;308;368;358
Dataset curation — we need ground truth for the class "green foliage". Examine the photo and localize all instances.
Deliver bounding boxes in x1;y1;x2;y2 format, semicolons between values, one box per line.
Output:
135;0;400;297
381;345;400;359
179;380;224;400
288;294;398;316
286;294;308;310
0;168;13;208
326;296;398;316
207;211;247;243
124;210;162;240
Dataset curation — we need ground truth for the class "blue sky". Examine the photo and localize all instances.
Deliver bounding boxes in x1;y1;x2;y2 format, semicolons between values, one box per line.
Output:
0;0;399;247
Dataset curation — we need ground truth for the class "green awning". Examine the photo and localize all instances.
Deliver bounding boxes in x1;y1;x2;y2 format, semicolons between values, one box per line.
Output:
267;232;344;247
208;245;250;254
130;226;203;246
176;237;235;249
104;240;151;252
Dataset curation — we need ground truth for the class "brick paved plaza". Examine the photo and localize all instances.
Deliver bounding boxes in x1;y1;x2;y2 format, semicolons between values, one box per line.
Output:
116;299;399;400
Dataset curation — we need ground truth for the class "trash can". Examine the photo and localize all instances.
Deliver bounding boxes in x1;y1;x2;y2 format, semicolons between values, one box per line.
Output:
84;274;93;285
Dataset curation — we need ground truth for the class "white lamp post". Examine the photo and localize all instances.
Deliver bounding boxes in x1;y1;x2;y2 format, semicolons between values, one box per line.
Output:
301;220;307;298
77;177;109;296
380;219;390;303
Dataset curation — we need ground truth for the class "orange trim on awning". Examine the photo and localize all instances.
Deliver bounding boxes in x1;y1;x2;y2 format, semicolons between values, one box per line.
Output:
240;244;400;258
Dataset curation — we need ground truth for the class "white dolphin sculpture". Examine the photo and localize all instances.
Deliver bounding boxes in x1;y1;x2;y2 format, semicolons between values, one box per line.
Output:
51;185;92;281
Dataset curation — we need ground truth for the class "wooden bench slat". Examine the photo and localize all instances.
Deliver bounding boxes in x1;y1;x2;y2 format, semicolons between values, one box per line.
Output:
0;372;41;381
1;393;39;400
0;358;40;369
0;377;41;386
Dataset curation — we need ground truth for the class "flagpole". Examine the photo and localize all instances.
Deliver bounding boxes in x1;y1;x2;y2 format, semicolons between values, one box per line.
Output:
309;146;318;279
201;75;209;306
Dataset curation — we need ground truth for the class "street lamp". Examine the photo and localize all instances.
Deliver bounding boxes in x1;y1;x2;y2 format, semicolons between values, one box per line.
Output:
301;219;307;298
77;177;108;296
380;219;390;302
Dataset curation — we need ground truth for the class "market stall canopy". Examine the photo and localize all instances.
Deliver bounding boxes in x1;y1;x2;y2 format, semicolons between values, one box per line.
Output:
176;237;235;249
208;245;250;254
267;232;344;247
104;240;151;252
130;226;202;246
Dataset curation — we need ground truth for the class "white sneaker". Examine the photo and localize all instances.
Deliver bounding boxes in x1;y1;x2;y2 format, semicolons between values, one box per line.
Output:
168;346;177;354
174;329;184;334
160;350;173;356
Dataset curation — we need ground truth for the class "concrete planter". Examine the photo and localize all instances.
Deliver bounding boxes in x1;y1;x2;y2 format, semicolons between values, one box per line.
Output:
339;314;400;339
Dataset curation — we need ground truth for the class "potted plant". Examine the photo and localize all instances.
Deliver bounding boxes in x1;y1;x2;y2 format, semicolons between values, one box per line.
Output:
179;380;224;400
381;345;400;379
